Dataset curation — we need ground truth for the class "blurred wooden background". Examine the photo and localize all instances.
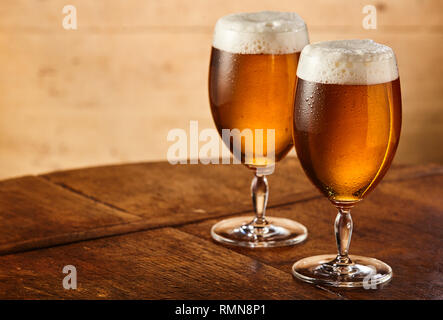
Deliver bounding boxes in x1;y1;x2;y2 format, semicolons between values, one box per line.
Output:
0;0;442;179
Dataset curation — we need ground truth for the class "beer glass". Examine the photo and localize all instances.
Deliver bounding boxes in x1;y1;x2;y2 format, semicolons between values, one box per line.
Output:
208;11;310;247
291;39;401;287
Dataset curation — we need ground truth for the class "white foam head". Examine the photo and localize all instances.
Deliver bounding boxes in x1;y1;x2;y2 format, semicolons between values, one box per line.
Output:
212;11;309;54
297;39;399;85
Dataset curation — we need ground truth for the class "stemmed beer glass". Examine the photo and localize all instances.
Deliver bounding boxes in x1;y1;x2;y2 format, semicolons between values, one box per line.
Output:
291;39;402;287
208;11;310;247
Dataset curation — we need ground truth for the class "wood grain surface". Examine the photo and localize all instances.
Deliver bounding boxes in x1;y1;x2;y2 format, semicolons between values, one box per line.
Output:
0;159;441;299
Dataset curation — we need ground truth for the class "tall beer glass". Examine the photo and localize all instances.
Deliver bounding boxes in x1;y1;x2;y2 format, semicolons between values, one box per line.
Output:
209;11;309;247
292;39;401;286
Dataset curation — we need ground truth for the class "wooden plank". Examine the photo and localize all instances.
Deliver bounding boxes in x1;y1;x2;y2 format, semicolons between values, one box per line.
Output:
3;161;435;256
0;227;338;299
42;161;440;226
43;158;318;222
0;176;140;255
0;0;441;30
177;173;443;299
0;158;318;255
0;164;440;298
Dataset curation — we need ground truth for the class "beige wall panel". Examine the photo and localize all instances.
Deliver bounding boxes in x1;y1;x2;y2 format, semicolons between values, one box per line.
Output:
0;1;442;29
0;1;442;178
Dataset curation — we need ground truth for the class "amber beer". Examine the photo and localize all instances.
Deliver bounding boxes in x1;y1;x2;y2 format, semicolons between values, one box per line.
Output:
210;49;300;168
293;40;402;205
291;40;401;287
208;12;310;248
209;12;309;170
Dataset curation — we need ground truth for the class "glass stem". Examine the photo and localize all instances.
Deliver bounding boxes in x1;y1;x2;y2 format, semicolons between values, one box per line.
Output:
251;173;269;227
334;207;353;265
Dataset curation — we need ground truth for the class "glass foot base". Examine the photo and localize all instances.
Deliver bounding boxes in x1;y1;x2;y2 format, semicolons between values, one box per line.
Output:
211;216;307;248
292;254;392;288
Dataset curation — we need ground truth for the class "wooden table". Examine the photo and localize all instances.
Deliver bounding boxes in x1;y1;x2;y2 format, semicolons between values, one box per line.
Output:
0;158;441;299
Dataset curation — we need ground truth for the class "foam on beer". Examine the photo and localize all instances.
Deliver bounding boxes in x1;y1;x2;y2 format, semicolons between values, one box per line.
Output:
297;39;399;85
213;11;309;54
